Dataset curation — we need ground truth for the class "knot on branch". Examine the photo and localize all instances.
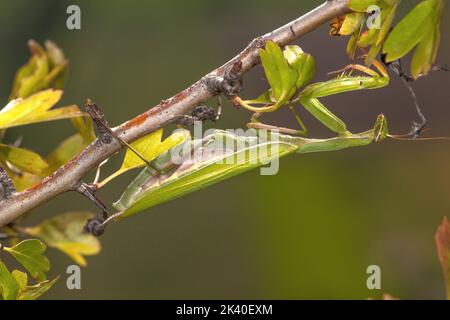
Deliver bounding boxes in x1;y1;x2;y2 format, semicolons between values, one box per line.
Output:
85;100;113;145
84;218;105;237
0;166;16;200
178;105;220;126
204;61;243;97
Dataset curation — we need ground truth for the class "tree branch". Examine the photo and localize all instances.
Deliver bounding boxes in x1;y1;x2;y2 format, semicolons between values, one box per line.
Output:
0;0;350;226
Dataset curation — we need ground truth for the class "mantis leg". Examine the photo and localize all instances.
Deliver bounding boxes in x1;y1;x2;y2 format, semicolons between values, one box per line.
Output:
297;62;390;135
299;97;349;135
246;107;308;136
233;96;281;113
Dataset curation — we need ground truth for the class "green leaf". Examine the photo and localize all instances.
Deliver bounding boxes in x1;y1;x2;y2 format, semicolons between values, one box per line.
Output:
12;270;58;300
240;43;314;111
382;0;443;70
259;44;283;100
10;40;68;100
358;29;378;48
283;45;316;90
410;0;443;79
0;144;48;175
4;239;50;282
364;3;399;65
376;4;398;47
25;212;101;267
259;41;296;102
0;259;19;300
339;12;365;36
100;129;190;187
348;0;386;12
348;0;399;12
435;217;450;300
0;89;85;130
347;29;362;59
9;41;49;100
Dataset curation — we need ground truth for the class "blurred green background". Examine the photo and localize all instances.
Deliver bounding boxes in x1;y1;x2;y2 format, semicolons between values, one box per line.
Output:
1;0;450;299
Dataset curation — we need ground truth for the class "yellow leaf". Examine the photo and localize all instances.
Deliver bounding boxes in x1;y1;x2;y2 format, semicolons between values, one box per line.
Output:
0;164;41;192
25;212;101;267
0;89;86;129
0;144;48;175
99;129;190;187
12;270;58;300
10;40;68;100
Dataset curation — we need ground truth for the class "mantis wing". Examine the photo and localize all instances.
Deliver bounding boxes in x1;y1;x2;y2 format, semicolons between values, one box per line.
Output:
114;116;387;218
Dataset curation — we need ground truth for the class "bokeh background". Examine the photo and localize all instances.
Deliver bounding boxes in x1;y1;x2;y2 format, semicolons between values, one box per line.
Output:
1;0;449;299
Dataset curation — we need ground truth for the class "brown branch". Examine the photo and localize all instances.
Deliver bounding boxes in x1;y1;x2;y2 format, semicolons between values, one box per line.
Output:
0;0;350;226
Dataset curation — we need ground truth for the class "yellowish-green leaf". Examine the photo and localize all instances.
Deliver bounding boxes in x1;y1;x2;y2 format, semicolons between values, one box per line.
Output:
12;270;58;300
12;105;85;127
10;40;68;100
283;45;316;91
259;40;297;102
4;168;41;192
349;0;382;12
410;0;443;79
9;41;49;100
0;89;85;130
376;4;398;47
0;259;19;300
358;29;378;48
99;129;190;187
45;40;66;66
0;144;48;175
382;0;442;63
347;30;361;59
348;0;399;12
361;3;399;65
3;239;50;282
340;12;365;36
25;212;101;267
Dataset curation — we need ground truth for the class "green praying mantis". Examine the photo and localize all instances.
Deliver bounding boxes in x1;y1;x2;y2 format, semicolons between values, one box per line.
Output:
112;118;388;219
0;0;448;301
94;41;392;224
86;0;449;230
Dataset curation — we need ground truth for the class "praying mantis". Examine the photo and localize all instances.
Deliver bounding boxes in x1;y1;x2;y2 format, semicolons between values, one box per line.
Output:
88;41;392;226
111;118;387;219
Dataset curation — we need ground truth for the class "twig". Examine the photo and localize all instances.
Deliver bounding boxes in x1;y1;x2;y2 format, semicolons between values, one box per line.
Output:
0;0;351;226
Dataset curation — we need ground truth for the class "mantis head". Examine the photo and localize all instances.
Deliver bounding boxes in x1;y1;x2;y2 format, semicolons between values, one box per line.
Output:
373;114;389;142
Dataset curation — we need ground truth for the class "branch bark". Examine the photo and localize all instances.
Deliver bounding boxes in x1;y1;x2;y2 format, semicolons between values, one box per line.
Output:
0;0;350;226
